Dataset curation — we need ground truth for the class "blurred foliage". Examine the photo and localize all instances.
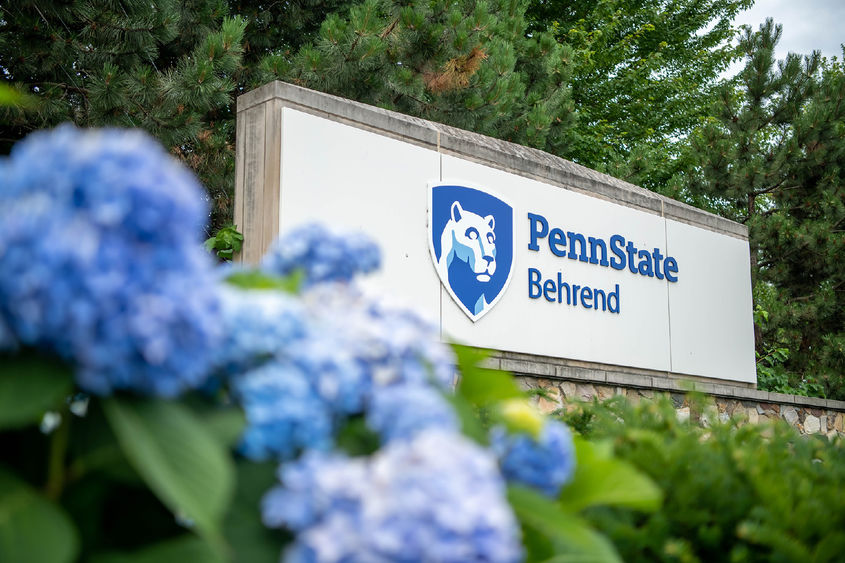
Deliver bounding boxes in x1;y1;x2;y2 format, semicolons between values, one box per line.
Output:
0;339;661;562
559;394;845;562
0;351;255;563
452;345;661;562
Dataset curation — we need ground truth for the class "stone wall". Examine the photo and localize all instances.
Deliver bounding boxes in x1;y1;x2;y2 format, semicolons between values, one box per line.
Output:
514;373;845;439
477;350;845;438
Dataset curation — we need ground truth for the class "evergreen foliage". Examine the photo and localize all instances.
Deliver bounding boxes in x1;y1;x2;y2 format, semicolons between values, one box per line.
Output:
0;0;244;231
684;20;845;398
272;0;578;153
1;0;742;224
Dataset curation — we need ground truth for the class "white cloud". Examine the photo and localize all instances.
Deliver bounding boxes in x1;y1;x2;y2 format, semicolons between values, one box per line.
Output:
734;0;845;60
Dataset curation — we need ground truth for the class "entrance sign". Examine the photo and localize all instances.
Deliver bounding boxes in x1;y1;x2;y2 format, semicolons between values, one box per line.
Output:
235;82;756;385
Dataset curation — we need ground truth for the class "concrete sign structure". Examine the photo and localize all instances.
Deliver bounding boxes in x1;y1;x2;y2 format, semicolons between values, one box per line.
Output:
235;81;756;386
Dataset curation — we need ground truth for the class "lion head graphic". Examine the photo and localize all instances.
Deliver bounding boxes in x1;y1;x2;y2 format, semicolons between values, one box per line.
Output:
437;200;499;315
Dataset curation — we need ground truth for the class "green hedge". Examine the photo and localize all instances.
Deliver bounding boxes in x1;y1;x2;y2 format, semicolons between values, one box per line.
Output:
559;395;845;562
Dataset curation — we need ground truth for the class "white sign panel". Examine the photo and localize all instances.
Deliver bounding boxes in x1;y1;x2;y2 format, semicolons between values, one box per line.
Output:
276;107;756;384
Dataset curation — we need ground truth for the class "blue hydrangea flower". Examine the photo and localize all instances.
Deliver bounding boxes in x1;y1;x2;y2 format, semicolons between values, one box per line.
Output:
232;361;334;461
366;383;458;442
287;330;368;415
0;126;220;396
304;285;456;391
490;420;576;497
213;286;308;376
261;450;368;532
262;223;380;287
262;430;523;563
214;283;452;459
223;229;455;461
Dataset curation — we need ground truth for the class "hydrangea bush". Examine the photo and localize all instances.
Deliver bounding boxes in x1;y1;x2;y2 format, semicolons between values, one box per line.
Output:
0;127;661;563
491;420;576;498
263;431;523;562
0;126;220;397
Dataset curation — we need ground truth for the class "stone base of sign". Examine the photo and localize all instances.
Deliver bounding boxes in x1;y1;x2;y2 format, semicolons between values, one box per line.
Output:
482;350;758;391
513;373;845;438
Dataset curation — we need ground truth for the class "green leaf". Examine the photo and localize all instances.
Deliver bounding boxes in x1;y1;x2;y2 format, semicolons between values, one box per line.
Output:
508;485;622;563
205;225;244;261
67;402;140;485
91;536;223;563
558;438;662;513
444;392;488;444
452;345;522;406
225;270;303;293
457;366;523;406
198;407;247;450
0;353;73;430
0;84;34;108
0;467;79;563
452;343;491;375
102;398;235;551
224;460;287;563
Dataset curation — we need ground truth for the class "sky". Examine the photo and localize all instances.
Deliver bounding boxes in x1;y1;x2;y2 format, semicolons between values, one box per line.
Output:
732;0;845;62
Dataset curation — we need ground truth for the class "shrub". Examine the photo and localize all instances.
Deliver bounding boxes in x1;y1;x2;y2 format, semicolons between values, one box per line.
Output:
560;396;845;562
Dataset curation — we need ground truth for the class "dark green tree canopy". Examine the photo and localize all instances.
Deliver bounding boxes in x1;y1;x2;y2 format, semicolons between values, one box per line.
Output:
1;0;746;226
266;0;579;154
1;0;244;230
685;20;845;397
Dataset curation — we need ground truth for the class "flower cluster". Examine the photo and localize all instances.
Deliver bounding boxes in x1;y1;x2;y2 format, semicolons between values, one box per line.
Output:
0;126;220;396
366;383;458;442
232;361;334;460
216;280;457;460
262;430;523;563
262;223;380;287
213;286;308;376
490;419;576;497
0;127;584;562
304;285;456;390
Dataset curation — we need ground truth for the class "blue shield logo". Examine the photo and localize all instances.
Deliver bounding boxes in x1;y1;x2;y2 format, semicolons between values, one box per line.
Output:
429;183;514;321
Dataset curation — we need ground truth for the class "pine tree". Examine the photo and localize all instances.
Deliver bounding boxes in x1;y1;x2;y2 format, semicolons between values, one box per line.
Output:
236;0;358;83
259;0;577;153
2;0;748;228
685;20;845;398
0;0;245;232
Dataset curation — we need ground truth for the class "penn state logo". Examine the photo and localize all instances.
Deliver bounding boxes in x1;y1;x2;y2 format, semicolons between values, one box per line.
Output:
429;183;514;321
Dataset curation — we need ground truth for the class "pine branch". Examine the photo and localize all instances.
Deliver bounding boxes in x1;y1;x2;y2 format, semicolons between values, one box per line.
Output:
35;81;89;95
